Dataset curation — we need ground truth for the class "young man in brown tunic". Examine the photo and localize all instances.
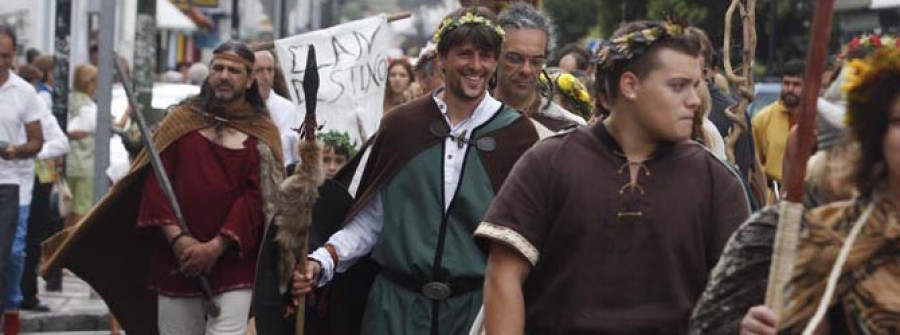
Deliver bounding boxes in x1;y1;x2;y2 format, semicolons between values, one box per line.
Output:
474;20;751;334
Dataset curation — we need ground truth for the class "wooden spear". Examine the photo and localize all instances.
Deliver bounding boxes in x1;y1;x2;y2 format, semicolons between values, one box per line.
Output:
272;45;321;335
764;0;836;316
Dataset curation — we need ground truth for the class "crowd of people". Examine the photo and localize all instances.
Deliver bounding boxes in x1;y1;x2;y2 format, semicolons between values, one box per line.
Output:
1;1;899;335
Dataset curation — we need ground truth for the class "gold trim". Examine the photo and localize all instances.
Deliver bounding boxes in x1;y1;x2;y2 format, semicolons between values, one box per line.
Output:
475;222;539;266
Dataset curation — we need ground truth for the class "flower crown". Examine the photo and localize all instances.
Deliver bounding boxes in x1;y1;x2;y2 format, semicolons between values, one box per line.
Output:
841;34;899;60
541;72;593;119
318;130;357;157
432;12;506;46
594;21;686;70
842;47;900;127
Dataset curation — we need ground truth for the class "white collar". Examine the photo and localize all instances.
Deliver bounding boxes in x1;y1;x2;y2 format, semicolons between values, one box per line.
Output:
431;88;501;132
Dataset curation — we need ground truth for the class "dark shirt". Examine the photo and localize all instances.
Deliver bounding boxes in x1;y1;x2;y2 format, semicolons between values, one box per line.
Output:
476;122;750;333
137;131;263;296
707;85;758;194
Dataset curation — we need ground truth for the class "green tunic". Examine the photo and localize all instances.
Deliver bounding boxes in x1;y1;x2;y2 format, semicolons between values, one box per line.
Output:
363;108;521;335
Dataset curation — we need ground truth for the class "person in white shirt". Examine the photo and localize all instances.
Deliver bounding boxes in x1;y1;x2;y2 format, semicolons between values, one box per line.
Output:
284;7;541;335
0;25;44;334
20;74;70;311
253;50;300;167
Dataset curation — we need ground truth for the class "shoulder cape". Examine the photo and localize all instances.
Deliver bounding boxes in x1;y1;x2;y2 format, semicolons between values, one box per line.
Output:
254;93;540;335
41;104;284;335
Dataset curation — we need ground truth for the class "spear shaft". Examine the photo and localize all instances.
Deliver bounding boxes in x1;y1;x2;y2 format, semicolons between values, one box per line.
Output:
764;0;835;315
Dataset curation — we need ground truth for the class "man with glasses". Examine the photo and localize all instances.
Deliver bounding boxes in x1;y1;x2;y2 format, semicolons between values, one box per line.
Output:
493;2;585;132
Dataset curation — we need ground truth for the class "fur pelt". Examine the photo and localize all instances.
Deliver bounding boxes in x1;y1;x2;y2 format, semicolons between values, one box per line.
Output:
274;139;325;286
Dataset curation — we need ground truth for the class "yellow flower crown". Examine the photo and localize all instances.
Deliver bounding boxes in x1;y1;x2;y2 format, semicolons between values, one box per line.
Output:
541;72;593;118
432;12;506;46
843;46;900;127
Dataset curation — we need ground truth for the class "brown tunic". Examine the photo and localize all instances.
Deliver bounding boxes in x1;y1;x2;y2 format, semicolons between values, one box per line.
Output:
474;122;750;334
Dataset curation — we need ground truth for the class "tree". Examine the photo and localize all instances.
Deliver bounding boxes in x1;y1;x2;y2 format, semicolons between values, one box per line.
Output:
544;0;602;47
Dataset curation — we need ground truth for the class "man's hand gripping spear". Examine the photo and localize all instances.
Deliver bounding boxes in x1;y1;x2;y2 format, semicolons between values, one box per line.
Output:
273;46;323;335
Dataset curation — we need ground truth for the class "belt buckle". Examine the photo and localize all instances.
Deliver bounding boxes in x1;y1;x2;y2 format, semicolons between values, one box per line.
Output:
422;282;451;300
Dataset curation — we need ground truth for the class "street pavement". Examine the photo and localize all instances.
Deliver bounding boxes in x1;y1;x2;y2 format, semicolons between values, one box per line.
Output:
19;274;113;334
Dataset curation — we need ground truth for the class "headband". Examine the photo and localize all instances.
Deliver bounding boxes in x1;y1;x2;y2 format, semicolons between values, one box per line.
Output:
594;21;686;70
212;52;254;69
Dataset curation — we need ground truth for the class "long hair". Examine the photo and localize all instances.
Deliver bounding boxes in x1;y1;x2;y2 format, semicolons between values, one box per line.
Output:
183;41;268;117
848;73;900;197
385;59;414;96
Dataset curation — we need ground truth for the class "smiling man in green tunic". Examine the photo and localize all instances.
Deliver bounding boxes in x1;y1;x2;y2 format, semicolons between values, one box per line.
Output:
290;6;541;335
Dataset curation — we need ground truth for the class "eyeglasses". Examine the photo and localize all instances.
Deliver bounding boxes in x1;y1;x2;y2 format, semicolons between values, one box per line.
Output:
502;51;546;69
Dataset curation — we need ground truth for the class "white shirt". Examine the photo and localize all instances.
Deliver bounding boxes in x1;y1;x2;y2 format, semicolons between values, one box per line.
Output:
17;112;70;205
266;92;301;166
67;104;97;134
0;71;45;185
702;118;727;160
309;90;503;285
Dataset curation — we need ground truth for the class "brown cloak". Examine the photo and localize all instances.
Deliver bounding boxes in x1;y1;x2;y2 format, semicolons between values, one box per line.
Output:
296;94;539;335
41;102;284;335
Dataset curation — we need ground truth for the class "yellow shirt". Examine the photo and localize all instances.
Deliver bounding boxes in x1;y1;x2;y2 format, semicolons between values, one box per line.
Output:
751;101;795;182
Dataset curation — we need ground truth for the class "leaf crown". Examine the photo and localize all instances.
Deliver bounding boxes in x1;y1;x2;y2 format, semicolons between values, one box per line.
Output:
432;11;506;46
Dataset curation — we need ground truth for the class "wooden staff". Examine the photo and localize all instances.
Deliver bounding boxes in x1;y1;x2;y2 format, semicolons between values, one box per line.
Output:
764;0;836;316
722;0;756;165
251;12;412;52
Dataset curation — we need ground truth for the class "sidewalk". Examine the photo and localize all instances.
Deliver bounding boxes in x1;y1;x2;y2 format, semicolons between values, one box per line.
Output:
19;274;112;333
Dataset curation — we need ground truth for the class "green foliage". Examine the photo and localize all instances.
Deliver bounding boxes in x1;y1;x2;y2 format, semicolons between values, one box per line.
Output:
542;0;840;76
544;0;602;46
646;0;708;24
318;130;358;157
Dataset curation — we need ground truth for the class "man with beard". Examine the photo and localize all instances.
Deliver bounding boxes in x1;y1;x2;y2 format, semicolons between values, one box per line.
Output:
493;2;585;132
751;61;804;195
41;41;284;334
290;6;540;335
254;49;300;167
475;20;749;333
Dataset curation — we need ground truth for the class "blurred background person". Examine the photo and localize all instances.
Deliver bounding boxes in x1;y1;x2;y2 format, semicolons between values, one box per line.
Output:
412;42;443;97
31;55;54;110
383;58;415;114
64;64;99;228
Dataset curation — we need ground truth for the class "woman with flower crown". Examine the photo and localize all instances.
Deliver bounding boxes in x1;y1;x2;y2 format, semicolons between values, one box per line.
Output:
771;45;900;335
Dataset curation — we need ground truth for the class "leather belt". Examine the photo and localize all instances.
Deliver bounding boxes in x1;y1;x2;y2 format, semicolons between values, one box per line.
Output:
380;271;482;301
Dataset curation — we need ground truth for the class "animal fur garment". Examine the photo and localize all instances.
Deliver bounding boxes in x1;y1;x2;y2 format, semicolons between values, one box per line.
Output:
274;140;325;287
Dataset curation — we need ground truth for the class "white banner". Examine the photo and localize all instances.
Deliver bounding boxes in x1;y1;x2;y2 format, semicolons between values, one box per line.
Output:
274;15;392;145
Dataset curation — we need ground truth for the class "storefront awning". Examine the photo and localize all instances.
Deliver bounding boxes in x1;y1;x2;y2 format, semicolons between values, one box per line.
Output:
871;0;900;9
157;0;197;32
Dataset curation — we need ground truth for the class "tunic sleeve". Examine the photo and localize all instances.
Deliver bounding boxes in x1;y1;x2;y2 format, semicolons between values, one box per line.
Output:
474;142;557;267
136;139;179;228
218;147;263;257
706;163;752;269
